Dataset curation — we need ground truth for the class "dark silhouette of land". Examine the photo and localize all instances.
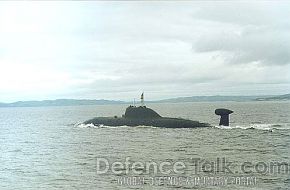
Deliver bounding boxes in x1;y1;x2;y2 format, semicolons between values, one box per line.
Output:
0;99;124;107
255;94;290;101
0;94;289;108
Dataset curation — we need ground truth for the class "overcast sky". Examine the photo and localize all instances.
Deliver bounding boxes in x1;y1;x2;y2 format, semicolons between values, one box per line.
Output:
0;1;289;102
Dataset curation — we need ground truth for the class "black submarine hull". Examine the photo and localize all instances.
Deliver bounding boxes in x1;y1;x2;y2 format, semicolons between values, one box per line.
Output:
84;117;210;128
83;106;233;128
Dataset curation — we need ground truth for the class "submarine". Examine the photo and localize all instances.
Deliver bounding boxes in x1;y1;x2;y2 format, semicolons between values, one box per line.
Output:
84;93;234;128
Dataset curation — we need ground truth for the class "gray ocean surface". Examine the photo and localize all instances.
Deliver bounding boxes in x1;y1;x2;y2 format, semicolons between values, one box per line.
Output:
0;101;289;190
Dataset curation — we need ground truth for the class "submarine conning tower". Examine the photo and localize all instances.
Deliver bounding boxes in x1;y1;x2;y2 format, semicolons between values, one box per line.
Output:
124;106;162;119
215;108;233;126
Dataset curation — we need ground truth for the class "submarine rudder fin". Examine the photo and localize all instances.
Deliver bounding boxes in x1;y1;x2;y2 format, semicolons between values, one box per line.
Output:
215;108;233;126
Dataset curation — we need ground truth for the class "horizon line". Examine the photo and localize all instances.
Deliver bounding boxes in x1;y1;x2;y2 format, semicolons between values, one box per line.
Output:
1;93;288;104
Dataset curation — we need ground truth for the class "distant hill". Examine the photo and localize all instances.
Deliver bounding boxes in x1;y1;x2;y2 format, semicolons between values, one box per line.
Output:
0;94;288;108
0;99;125;107
255;94;290;101
153;95;271;103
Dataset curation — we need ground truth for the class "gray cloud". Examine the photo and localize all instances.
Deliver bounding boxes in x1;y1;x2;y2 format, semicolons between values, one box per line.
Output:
191;2;290;66
0;2;289;101
193;28;290;65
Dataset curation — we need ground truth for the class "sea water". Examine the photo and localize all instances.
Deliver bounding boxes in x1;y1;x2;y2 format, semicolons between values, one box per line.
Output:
0;101;289;189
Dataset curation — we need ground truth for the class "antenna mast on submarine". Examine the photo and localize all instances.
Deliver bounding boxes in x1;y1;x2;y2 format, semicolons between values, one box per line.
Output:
141;92;144;106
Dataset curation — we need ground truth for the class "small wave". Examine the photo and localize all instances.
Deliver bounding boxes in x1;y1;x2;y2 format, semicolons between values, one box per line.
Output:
214;123;290;131
74;123;159;129
134;125;158;129
75;123;137;129
75;123;290;131
75;123;98;128
75;123;129;128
